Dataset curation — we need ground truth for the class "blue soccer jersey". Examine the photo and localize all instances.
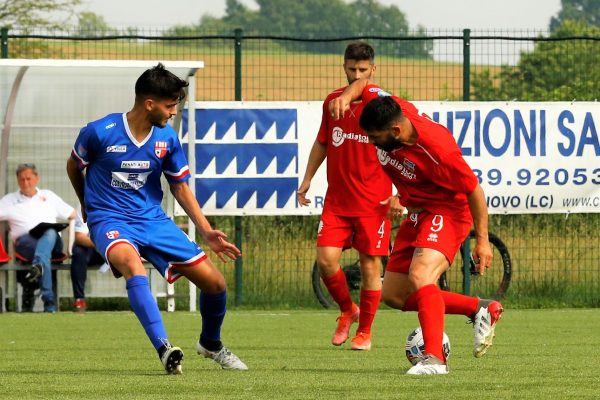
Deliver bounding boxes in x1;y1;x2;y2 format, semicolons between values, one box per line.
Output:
71;113;190;225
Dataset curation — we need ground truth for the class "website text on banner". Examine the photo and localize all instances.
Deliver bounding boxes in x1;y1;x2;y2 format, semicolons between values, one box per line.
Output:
179;102;599;216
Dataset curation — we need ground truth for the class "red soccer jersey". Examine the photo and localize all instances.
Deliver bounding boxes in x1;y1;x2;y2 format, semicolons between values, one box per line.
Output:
362;84;478;217
317;87;392;217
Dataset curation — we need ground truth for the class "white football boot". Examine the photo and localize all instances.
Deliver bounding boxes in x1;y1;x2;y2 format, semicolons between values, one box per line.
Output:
472;299;504;358
406;355;449;375
196;342;248;370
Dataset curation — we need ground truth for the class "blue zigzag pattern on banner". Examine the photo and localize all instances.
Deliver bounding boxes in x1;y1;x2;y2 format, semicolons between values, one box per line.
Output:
196;178;298;209
182;109;297;140
194;143;296;174
181;108;299;210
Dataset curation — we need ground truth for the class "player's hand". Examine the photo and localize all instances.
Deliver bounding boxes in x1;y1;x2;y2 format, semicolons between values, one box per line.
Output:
472;239;493;275
297;181;311;206
204;230;241;262
328;95;351;120
380;195;405;220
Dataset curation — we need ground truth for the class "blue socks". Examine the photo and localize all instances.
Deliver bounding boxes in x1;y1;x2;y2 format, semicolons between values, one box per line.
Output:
126;275;168;352
199;291;227;350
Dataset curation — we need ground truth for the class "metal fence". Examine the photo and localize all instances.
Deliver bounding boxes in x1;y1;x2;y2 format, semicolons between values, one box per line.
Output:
1;28;599;308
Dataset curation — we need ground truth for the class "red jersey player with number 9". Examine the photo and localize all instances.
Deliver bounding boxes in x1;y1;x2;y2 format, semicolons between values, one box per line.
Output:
329;79;504;374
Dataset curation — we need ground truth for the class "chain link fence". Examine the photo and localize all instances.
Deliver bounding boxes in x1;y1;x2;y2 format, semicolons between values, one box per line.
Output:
1;28;599;308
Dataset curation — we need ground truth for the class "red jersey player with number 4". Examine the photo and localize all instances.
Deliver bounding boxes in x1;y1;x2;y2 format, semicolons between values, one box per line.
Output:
329;79;504;374
298;43;401;351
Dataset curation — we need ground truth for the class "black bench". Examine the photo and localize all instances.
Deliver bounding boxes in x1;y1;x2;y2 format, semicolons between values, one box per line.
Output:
0;261;169;312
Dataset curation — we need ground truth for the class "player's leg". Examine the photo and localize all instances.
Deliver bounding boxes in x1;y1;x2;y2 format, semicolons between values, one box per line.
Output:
70;244;88;311
111;242;183;373
349;253;380;350
406;248;450;364
143;220;246;370
316;246;351;309
380;216;417;310
350;216;391;350
424;213;504;358
383;253;449;375
384;212;449;374
316;213;358;345
317;245;359;346
92;220;182;374
174;259;247;370
16;229;61;312
381;270;412;310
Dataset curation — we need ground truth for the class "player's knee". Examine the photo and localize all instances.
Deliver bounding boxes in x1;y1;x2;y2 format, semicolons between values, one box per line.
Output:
203;275;226;293
316;253;335;268
316;259;339;277
408;269;431;289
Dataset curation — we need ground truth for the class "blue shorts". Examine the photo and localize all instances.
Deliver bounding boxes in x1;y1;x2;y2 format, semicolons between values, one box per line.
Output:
89;217;207;283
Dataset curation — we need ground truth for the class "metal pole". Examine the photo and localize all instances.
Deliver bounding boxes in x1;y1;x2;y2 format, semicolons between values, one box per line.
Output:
185;74;197;313
461;240;472;296
233;28;243;307
1;28;8;58
462;29;472;294
462;29;471;101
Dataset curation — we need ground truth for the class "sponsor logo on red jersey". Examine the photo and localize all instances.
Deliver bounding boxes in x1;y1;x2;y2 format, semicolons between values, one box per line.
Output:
331;126;369;147
106;230;120;239
154;141;168;158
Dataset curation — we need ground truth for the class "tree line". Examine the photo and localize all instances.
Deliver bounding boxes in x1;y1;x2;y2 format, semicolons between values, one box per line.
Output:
166;0;432;59
0;0;598;100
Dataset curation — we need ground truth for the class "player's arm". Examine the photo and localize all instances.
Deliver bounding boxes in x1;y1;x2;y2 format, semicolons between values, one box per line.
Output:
467;184;493;274
329;78;372;120
66;157;86;221
297;139;327;206
169;181;241;262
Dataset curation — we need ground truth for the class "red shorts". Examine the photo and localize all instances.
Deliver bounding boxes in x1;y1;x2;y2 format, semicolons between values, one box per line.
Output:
386;210;472;274
316;211;391;256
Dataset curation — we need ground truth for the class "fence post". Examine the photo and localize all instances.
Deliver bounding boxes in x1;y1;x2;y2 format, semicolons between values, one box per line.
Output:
1;28;8;58
462;28;471;101
462;28;472;295
233;28;243;307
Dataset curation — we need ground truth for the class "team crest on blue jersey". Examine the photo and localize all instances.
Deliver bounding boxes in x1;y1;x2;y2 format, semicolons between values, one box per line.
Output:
154;141;168;158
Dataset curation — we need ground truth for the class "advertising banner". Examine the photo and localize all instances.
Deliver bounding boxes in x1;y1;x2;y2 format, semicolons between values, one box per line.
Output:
180;101;599;215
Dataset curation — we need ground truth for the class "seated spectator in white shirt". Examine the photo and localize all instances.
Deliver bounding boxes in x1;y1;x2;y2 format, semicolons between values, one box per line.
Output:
0;163;75;312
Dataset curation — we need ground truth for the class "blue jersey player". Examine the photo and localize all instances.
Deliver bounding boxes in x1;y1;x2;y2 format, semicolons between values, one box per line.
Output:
66;63;247;374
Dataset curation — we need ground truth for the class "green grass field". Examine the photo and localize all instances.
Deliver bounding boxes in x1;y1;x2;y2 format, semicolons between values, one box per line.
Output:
1;309;599;399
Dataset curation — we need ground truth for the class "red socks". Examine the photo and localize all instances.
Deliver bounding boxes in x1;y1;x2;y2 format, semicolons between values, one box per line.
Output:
357;289;381;334
322;268;353;312
441;291;479;316
413;284;446;362
402;286;479;362
403;288;479;317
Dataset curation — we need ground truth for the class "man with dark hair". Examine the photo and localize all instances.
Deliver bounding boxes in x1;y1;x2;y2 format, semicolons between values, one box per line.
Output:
0;163;75;312
298;43;399;351
67;63;247;374
329;79;503;375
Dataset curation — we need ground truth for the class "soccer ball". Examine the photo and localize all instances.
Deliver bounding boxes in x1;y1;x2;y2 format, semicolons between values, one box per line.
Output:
404;326;451;365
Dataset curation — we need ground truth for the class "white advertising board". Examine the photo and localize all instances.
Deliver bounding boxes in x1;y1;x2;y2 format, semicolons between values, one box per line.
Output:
178;101;599;215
